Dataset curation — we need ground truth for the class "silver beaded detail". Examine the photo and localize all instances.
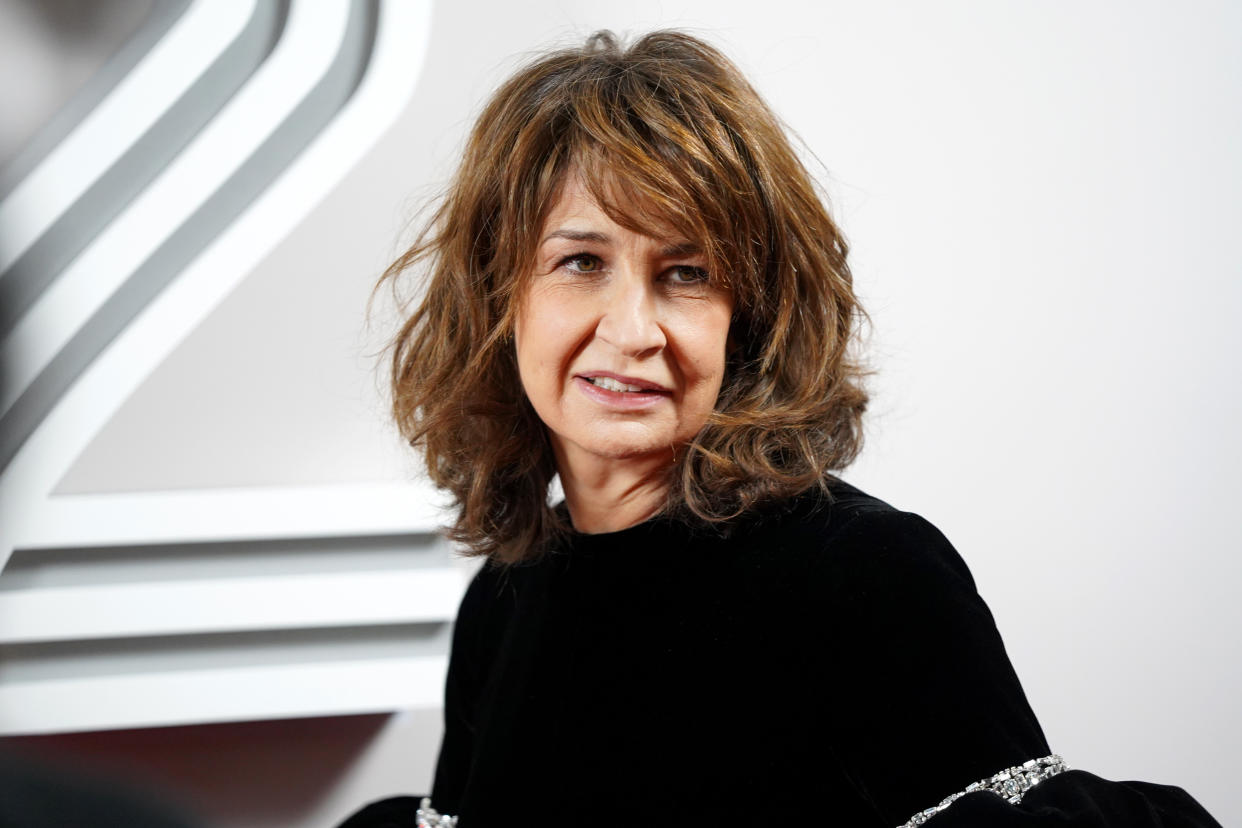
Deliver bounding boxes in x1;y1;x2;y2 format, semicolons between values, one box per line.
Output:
415;756;1065;828
897;754;1068;827
417;797;458;828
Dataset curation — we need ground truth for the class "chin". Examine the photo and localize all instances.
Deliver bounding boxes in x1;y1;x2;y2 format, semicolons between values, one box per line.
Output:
588;439;675;461
565;427;682;464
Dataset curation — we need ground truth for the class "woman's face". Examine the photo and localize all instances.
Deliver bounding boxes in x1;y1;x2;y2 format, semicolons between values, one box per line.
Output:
514;177;734;475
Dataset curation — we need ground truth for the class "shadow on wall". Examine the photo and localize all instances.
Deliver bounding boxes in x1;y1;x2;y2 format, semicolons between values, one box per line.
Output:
4;713;410;826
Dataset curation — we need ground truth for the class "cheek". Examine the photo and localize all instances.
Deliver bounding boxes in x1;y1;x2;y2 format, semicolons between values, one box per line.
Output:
514;291;579;395
514;288;550;364
515;316;555;378
512;305;543;399
684;304;734;384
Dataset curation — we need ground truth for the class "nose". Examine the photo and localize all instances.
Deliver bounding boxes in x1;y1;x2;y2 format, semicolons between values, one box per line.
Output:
596;270;666;359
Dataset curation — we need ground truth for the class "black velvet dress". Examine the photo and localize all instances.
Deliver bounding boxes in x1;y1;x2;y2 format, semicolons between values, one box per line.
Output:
424;481;1220;827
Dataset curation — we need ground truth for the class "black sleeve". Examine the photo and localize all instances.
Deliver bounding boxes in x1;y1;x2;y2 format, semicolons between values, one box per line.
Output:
820;509;1220;827
927;770;1221;827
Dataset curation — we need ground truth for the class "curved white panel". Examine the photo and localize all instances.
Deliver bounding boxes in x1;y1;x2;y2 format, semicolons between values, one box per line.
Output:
20;484;448;550
0;568;466;644
0;0;256;276
0;0;351;417
0;0;436;567
0;656;448;736
0;0;439;737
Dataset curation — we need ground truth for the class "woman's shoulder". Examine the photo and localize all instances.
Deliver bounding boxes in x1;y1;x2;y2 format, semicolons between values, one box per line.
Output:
739;478;976;590
745;477;933;539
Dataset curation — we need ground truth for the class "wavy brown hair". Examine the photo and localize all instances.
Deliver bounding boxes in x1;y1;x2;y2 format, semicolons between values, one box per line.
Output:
382;30;868;563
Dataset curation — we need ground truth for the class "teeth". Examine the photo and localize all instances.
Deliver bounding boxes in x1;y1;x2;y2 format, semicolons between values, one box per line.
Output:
588;376;646;393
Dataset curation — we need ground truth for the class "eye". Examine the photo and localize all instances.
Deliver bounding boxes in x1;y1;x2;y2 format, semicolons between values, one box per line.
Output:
665;265;710;284
560;254;602;273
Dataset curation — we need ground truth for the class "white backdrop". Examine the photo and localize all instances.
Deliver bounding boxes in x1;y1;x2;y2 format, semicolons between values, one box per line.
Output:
3;1;1238;826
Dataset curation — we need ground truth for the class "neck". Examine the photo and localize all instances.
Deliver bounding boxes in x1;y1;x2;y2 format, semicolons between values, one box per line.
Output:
555;445;673;534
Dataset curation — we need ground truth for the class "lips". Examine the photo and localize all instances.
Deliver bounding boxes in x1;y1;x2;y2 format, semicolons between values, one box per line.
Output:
573;372;671;411
576;372;671;394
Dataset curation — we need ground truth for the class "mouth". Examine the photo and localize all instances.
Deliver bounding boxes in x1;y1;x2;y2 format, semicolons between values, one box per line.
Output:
578;373;670;394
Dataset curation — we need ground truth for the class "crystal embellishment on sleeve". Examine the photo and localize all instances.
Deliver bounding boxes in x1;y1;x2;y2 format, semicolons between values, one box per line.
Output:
896;754;1068;827
417;797;458;828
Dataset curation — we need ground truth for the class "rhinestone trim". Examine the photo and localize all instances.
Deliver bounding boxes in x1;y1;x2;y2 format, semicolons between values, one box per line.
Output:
417;797;458;827
417;756;1066;827
896;754;1067;827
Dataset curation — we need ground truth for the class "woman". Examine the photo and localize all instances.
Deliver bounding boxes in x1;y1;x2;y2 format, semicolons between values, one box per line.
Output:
378;30;1219;828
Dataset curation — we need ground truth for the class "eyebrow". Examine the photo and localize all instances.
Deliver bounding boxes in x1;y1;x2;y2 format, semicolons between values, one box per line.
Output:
542;229;609;245
659;241;703;258
541;229;703;258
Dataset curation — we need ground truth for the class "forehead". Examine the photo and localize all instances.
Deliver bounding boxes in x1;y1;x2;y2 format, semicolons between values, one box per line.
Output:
539;173;694;247
540;176;604;231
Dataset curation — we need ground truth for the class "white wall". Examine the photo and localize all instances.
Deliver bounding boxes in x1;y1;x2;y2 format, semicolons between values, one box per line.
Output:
3;1;1238;825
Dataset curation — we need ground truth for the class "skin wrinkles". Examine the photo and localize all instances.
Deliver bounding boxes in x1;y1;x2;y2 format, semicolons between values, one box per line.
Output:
514;176;733;533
